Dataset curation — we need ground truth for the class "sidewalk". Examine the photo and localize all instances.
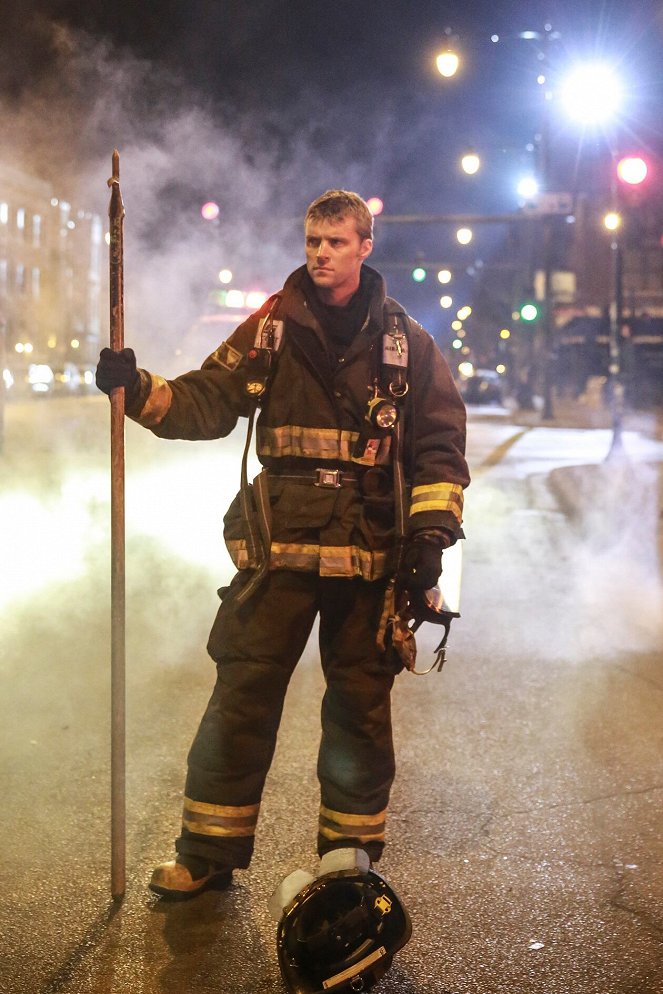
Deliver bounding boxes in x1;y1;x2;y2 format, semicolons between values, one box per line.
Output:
511;390;663;578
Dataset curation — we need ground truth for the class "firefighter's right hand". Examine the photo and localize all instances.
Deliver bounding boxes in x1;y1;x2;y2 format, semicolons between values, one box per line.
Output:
96;347;140;398
398;531;446;591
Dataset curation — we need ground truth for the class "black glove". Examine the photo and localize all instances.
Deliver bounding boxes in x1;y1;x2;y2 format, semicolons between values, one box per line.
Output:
96;347;140;403
398;529;449;591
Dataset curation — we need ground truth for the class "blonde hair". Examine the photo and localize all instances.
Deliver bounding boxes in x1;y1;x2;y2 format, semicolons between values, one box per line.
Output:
305;190;373;241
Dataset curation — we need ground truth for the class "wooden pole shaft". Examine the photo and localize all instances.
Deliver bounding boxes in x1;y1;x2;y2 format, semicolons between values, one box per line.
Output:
108;149;126;901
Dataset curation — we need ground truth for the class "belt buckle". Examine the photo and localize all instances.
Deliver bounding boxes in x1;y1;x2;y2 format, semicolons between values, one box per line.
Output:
315;468;342;488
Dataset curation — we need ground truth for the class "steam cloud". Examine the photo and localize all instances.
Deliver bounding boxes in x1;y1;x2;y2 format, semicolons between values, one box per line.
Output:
0;19;397;371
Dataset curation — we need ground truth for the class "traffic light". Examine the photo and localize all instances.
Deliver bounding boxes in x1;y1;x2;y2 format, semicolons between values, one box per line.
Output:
614;153;653;245
201;201;220;221
616;155;648;187
411;266;427;282
518;302;539;323
615;154;651;209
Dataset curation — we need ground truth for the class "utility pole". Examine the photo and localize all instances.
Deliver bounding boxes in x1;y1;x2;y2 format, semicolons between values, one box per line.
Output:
607;176;625;457
539;22;556;420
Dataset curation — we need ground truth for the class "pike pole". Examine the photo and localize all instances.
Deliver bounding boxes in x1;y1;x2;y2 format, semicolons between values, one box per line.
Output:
107;149;126;901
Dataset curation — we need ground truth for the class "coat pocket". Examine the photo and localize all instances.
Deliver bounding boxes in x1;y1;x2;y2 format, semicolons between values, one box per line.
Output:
270;481;339;535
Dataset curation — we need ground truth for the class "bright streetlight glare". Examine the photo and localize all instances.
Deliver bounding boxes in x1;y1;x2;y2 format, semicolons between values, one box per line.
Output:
603;211;621;231
366;196;384;216
461;152;481;175
517;176;539;200
437;269;452;284
456;227;473;245
457;305;472;320
559;63;623;124
440;295;453;308
218;268;233;284
436;50;460;78
499;328;511;339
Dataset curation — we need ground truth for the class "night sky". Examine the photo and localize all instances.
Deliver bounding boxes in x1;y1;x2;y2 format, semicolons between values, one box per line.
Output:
2;1;663;354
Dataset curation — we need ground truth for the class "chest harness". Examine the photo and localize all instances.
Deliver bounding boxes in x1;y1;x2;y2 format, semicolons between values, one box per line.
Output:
234;295;412;608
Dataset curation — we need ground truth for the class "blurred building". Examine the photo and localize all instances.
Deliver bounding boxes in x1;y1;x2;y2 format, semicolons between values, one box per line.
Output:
0;161;103;392
467;188;663;406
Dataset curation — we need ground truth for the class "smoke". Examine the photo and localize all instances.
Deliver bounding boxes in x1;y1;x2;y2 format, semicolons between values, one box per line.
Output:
0;17;406;371
555;455;663;658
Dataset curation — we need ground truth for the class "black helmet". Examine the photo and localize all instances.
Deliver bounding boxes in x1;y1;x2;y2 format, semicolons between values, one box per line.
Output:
275;865;411;993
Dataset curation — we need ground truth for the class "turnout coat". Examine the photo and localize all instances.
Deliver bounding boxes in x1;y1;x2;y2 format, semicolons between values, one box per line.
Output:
127;265;470;581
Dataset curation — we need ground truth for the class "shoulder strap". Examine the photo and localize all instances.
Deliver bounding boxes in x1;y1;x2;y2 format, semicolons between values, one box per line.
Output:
382;303;409;398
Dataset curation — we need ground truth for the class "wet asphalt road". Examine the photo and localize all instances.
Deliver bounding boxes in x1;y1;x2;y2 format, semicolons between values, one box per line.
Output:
1;396;662;993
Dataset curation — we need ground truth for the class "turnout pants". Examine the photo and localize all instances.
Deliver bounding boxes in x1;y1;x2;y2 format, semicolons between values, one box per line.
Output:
176;569;396;870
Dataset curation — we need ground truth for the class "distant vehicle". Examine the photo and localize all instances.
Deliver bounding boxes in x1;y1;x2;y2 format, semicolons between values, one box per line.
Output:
461;368;504;405
51;362;82;395
2;360;96;398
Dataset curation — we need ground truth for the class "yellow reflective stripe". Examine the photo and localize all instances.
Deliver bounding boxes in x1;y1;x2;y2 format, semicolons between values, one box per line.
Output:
409;482;463;523
318;545;389;580
319;804;386;842
257;424;359;461
225;540;250;569
182;797;260;838
270;542;320;570
134;374;173;427
227;539;390;580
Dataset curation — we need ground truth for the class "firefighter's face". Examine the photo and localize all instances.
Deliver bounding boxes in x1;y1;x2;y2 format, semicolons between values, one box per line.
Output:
305;215;373;304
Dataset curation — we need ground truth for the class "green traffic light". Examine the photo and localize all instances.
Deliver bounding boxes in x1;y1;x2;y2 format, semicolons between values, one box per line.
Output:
519;302;539;322
412;267;427;283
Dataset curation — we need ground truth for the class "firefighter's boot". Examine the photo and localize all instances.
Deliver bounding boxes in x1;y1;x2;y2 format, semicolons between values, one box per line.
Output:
149;855;232;900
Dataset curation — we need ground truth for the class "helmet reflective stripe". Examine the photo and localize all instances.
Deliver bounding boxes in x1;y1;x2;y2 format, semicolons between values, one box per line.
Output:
409;482;464;524
319;805;386;844
181;796;260;838
322;945;388;990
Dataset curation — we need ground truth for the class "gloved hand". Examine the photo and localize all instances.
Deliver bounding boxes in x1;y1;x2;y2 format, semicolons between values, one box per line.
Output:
95;347;140;403
398;529;450;591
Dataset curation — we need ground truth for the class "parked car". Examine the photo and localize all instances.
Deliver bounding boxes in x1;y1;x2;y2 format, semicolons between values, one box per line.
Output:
461;368;504;405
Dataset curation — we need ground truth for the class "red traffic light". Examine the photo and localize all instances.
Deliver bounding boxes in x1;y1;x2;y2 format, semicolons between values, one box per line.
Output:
616;156;648;186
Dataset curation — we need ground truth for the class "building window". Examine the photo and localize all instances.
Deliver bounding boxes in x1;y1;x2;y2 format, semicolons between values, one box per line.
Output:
0;203;8;225
32;267;40;298
15;263;25;292
32;214;41;247
16;208;25;231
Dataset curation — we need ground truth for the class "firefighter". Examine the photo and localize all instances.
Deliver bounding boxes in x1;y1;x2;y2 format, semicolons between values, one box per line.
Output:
96;189;470;900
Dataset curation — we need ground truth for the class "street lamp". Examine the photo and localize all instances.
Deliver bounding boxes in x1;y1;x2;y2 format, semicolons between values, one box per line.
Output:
436;49;460;78
460;150;481;175
558;63;623;125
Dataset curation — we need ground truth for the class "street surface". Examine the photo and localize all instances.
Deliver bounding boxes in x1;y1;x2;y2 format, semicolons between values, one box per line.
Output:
1;395;662;994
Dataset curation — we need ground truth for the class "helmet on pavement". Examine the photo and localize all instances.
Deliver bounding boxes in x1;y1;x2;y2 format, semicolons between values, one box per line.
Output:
273;851;411;993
